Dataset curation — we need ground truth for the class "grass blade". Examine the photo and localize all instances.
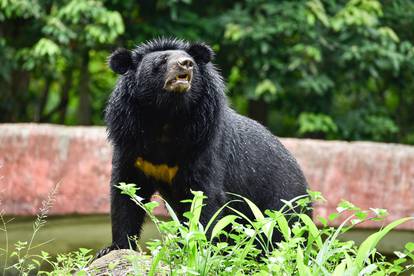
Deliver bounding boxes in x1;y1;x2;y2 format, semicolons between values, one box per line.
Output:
299;214;323;248
355;217;413;268
211;215;239;239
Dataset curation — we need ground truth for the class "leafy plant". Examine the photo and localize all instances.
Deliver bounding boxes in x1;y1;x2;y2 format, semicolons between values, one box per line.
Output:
114;183;414;275
1;183;60;275
1;183;413;275
298;112;338;138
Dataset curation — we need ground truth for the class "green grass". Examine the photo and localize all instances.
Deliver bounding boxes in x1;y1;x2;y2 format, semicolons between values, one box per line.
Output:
113;183;414;275
1;183;413;275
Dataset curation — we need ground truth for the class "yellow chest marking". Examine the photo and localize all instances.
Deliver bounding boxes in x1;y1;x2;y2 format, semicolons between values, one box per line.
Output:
135;157;178;184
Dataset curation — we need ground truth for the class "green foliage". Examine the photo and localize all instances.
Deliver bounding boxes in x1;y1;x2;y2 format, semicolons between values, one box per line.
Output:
298;112;338;138
221;0;414;142
1;0;414;144
1;184;414;274
0;0;124;124
111;184;414;275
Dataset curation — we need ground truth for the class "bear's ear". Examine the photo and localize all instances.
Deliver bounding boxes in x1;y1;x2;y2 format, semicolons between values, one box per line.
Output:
108;48;133;74
188;43;215;64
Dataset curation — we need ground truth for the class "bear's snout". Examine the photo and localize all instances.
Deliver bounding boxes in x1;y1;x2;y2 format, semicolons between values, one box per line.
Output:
177;57;194;70
163;52;195;93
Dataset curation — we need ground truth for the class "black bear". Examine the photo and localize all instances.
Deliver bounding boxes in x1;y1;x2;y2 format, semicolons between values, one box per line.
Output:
98;38;308;257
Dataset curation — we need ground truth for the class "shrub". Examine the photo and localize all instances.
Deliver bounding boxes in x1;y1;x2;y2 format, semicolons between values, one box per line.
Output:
1;183;413;275
114;183;414;275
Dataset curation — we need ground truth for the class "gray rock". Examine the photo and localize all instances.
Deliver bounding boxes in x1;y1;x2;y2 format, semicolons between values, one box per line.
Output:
83;249;167;275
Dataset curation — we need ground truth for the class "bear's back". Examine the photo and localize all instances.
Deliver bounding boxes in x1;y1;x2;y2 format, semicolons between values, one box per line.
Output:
219;107;308;210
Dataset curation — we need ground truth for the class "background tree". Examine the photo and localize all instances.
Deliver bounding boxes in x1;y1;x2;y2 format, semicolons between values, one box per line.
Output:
1;0;413;143
0;0;123;124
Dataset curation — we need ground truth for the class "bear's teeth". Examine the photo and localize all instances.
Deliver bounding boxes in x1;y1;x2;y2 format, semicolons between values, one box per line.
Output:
175;74;189;81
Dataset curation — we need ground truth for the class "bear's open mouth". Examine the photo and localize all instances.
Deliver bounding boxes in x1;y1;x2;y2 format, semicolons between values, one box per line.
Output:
176;74;190;81
164;71;193;93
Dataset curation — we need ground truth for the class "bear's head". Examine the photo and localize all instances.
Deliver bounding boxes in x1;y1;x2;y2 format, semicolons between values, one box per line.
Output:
108;38;222;110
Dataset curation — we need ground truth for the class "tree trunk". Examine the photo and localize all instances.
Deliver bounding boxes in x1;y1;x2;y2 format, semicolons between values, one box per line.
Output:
78;50;92;125
0;77;12;122
11;70;30;122
34;78;52;122
248;99;268;126
58;67;73;124
40;67;73;123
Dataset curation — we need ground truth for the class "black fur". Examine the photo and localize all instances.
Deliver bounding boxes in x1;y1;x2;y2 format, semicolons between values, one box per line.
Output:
99;38;308;257
108;48;133;74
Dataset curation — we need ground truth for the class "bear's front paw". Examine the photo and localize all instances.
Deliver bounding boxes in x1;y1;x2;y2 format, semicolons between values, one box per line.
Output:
94;244;119;260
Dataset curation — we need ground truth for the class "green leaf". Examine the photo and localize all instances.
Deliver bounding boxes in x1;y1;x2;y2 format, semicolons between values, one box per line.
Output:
254;79;277;98
296;247;311;276
144;201;160;214
211;215;239;239
329;212;339;221
405;242;414;252
188;190;205;232
359;263;378;275
332;261;346;276
107;261;118;270
370;208;389;219
355;211;368;220
318;216;328;227
268;211;291;240
148;246;166;276
163;199;180;224
79;248;91;255
299;214;323;248
116;183;139;197
204;199;242;233
229;193;264;220
355;217;413;268
298;112;338;135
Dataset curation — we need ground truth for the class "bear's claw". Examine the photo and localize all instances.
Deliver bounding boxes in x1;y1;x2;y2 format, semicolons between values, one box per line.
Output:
94;244;119;260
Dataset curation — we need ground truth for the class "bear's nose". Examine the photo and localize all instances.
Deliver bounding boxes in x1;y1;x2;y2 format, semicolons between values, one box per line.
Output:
177;57;194;69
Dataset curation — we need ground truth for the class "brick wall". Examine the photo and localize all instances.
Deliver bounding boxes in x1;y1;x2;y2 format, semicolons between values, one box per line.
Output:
0;123;413;229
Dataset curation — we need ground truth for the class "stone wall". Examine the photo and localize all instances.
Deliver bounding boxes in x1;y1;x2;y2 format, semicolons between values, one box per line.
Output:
1;124;413;229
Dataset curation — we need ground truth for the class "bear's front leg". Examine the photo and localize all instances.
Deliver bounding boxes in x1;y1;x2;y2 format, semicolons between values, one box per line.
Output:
96;153;156;259
110;183;153;249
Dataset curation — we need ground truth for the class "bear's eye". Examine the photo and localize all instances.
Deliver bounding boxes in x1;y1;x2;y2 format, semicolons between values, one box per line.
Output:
152;55;168;71
161;56;168;65
157;55;168;66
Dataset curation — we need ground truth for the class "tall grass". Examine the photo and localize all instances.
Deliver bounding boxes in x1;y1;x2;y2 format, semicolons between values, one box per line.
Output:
0;200;11;276
1;182;413;275
117;183;414;275
0;182;60;275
